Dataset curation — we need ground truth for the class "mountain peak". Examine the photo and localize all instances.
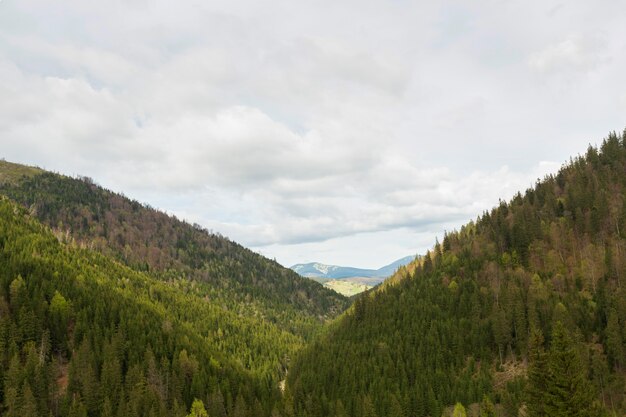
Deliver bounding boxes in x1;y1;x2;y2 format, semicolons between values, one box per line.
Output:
290;256;415;295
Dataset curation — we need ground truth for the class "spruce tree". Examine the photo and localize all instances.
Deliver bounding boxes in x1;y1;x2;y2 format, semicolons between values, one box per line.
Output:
20;383;39;417
526;327;548;417
452;402;467;417
479;395;496;417
605;309;623;370
362;395;378;417
186;399;209;417
544;322;594;417
389;395;404;417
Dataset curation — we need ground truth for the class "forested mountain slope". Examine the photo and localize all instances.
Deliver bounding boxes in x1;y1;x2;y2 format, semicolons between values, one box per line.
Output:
0;162;348;340
0;197;301;416
287;130;626;417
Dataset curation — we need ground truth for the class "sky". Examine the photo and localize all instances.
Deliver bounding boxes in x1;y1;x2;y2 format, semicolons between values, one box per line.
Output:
1;0;625;269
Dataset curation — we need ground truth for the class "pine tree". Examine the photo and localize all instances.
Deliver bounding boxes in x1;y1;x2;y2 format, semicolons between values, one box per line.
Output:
544;322;595;417
68;395;88;417
362;395;378;417
389;394;404;417
208;389;227;417
102;398;114;417
605;309;623;370
526;327;548;417
452;402;467;417
20;383;39;417
232;394;248;417
479;395;496;417
187;399;209;417
3;387;20;417
335;400;348;417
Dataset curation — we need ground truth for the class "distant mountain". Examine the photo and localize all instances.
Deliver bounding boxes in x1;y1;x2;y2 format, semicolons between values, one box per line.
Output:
291;256;414;283
291;258;415;296
375;255;416;277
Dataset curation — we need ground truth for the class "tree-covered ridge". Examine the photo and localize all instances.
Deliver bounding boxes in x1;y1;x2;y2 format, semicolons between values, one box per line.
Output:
0;170;348;338
287;130;626;417
0;197;302;416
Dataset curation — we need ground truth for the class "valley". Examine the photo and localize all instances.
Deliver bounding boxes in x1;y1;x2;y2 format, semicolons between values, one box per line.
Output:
2;130;626;416
291;256;414;295
2;0;625;415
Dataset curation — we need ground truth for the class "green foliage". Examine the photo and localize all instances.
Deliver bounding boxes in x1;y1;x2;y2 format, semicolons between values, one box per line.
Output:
4;130;626;417
543;322;594;417
0;161;352;416
0;198;290;416
452;402;467;417
187;399;209;417
526;327;548;417
0;170;348;333
526;322;597;417
479;395;496;417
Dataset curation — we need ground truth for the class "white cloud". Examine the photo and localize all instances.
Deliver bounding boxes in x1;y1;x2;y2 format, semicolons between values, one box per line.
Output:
0;0;625;267
528;35;607;75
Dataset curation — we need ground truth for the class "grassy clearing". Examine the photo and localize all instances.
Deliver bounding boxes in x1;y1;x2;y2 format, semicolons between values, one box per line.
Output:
323;279;372;296
0;159;43;185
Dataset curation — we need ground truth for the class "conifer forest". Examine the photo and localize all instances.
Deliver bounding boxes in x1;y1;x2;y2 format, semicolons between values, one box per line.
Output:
1;131;626;416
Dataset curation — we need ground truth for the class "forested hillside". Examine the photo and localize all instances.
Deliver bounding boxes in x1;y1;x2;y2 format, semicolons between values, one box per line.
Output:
287;130;626;417
0;160;349;416
4;130;626;417
0;197;301;416
0;163;348;341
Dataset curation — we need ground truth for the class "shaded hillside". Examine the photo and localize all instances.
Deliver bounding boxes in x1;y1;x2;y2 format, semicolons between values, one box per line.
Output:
0;163;348;338
287;130;626;417
0;197;300;416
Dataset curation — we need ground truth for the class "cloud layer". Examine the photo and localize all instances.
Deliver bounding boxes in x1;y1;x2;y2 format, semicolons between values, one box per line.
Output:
1;0;625;267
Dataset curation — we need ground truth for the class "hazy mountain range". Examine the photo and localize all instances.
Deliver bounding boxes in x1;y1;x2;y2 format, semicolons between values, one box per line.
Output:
290;256;415;295
291;256;414;281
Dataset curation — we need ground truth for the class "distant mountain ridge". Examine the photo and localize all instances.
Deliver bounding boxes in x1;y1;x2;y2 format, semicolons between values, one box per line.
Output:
291;255;414;282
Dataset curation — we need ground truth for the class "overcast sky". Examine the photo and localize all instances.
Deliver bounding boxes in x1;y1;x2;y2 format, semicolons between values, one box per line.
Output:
1;0;625;269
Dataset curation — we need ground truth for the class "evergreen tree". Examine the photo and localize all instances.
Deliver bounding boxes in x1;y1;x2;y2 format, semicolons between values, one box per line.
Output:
452;402;467;417
187;399;209;417
526;327;548;417
605;309;623;370
544;322;594;417
362;395;378;417
389;394;405;417
3;387;20;417
20;383;39;417
68;395;88;417
232;395;248;417
479;395;496;417
335;400;348;417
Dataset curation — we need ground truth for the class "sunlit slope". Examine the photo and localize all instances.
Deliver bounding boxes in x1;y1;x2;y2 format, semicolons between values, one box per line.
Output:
0;165;349;341
0;159;42;184
0;197;299;416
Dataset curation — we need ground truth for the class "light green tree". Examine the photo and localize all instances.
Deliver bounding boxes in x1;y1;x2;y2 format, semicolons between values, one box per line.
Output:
452;402;467;417
187;399;209;417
